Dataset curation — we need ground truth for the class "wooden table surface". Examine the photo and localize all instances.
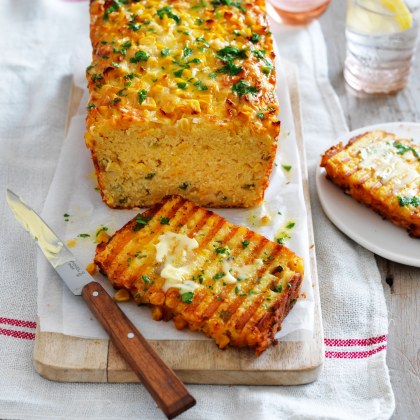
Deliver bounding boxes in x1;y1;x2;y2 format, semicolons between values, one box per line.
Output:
319;3;420;419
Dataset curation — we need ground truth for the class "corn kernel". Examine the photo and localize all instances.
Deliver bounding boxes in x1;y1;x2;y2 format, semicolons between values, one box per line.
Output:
96;230;111;244
151;305;163;321
86;263;97;275
114;289;131;302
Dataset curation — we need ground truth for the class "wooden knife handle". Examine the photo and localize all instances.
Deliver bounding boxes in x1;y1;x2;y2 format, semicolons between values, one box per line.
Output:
82;281;196;419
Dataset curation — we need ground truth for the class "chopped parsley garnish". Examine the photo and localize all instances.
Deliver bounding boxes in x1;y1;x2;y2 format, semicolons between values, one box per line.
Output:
214;246;228;254
217;46;247;60
113;47;128;56
142;275;151;284
112;62;121;68
282;164;292;172
174;69;184;77
253;49;266;59
138;89;147;104
393;141;420;161
132;215;152;231
276;237;285;245
196;37;210;47
130;50;149;63
241;240;250;248
86;104;96;110
63;213;70;222
160;217;170;225
213;272;225;280
91;73;103;81
192;0;207;9
161;48;171;57
181;291;194;304
262;59;273;75
233;30;241;36
250;33;262;43
101;40;107;45
209;72;217;79
117;88;128;97
96;226;108;237
211;0;245;12
183;47;193;58
273;284;283;293
128;22;141;31
121;41;132;48
78;233;90;238
256;112;264;120
103;0;120;20
177;82;187;89
156;6;180;24
124;73;136;80
193;80;208;91
397;196;420;207
232;80;259;97
217;61;243;76
248;290;256;295
286;222;295;229
196;18;204;25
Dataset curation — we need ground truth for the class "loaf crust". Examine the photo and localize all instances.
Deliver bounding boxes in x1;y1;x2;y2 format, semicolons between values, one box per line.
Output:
86;0;280;208
321;130;420;237
95;195;303;355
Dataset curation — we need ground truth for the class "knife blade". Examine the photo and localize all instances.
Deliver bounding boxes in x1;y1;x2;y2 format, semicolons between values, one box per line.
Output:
6;189;196;419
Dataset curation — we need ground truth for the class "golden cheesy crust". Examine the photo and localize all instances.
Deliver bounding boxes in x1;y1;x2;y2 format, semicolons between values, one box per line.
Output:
95;195;304;355
85;0;280;208
321;130;420;237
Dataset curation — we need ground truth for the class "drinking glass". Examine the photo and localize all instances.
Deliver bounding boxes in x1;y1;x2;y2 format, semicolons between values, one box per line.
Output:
267;0;332;25
344;0;420;94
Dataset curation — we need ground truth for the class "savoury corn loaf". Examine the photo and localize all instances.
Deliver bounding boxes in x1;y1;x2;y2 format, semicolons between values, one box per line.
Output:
86;0;280;208
321;131;420;237
95;195;304;355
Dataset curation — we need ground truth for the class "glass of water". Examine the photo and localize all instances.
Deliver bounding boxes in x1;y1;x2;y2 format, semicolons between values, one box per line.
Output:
344;0;420;94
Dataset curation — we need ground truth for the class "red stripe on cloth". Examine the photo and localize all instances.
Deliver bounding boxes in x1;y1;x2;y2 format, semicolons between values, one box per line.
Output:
324;335;387;347
0;328;36;341
0;317;37;329
325;344;386;359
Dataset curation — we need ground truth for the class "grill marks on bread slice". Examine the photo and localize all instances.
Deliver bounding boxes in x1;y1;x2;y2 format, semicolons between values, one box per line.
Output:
321;131;420;237
95;195;304;354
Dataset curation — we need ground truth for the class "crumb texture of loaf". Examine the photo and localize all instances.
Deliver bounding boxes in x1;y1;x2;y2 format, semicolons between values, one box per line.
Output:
321;130;420;237
95;195;304;355
86;0;280;208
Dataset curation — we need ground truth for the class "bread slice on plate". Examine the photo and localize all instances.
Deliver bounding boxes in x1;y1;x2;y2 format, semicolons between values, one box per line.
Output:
321;130;420;237
95;195;304;355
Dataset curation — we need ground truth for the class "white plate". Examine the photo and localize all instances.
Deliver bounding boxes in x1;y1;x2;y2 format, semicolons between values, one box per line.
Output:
316;122;420;267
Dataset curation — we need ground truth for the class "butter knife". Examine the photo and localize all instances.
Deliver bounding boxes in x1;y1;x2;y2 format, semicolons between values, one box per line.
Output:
6;189;196;419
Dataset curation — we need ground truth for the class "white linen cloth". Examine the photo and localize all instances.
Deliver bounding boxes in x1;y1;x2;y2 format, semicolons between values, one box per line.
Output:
0;1;395;419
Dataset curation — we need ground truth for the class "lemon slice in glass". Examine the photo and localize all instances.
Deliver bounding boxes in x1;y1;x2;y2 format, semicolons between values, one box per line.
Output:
347;0;413;34
380;0;412;31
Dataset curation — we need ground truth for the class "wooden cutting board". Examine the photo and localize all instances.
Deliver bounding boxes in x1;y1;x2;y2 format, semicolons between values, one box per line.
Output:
33;63;324;385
